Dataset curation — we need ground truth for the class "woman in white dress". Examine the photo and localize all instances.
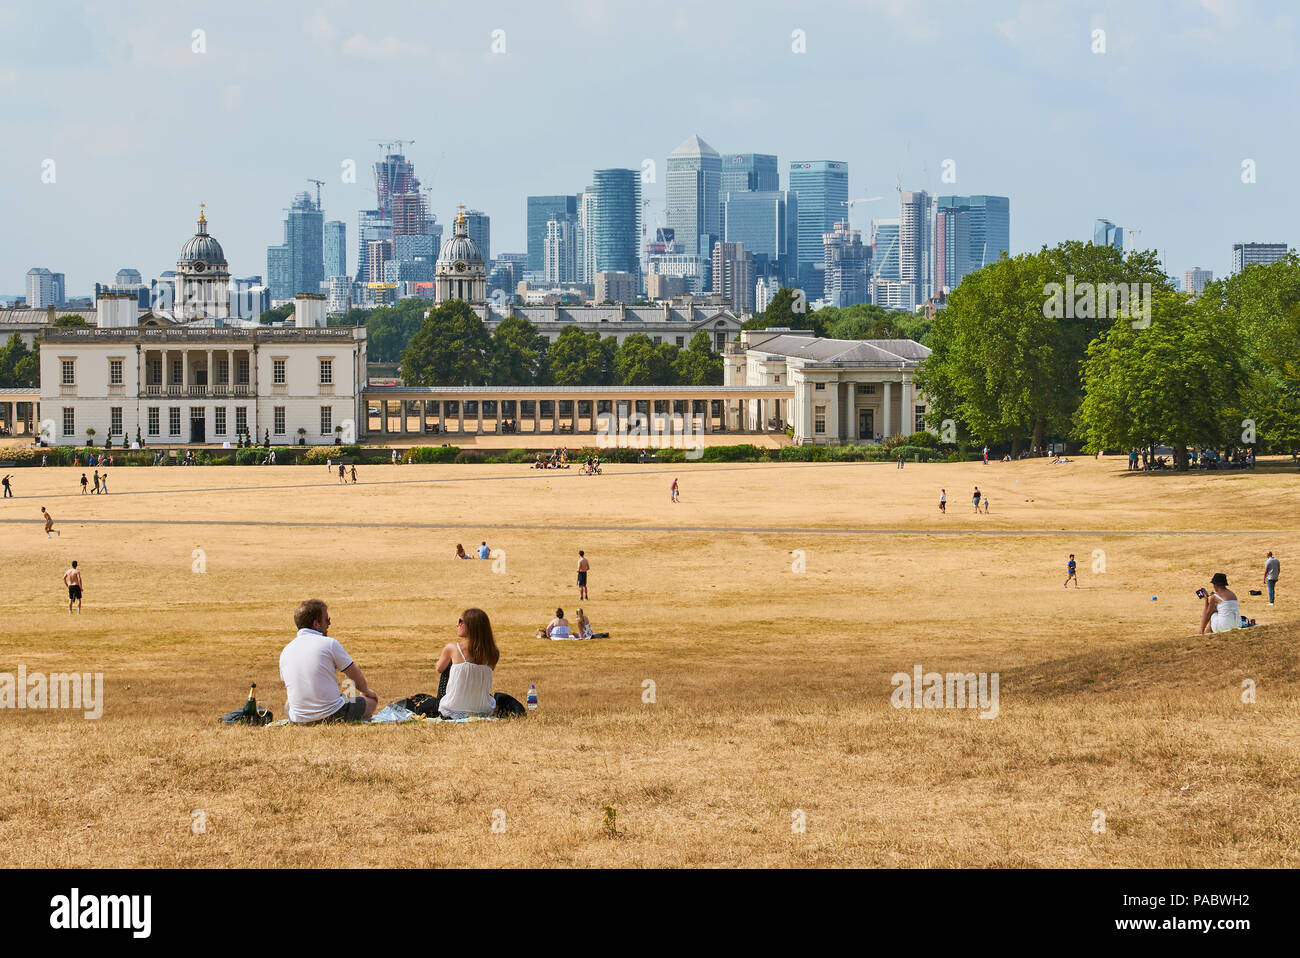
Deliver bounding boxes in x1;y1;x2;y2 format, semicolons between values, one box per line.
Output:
1199;572;1240;635
433;608;500;718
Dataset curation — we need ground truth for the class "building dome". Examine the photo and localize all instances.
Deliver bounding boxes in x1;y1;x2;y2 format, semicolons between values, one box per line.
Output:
436;208;484;268
178;205;227;267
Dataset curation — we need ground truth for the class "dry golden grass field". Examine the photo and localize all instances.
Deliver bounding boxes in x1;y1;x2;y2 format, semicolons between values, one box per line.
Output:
0;454;1297;867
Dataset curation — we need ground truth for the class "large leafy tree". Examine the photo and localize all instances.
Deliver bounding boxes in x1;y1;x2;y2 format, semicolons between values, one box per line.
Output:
548;326;606;386
916;241;1171;453
0;334;38;387
1076;289;1244;469
614;333;677;386
675;331;723;385
364;298;428;363
1199;253;1300;452
52;314;88;327
489;315;549;385
400;299;492;385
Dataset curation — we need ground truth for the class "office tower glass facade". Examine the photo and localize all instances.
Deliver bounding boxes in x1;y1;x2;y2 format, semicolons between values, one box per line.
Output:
463;210;490;266
789;160;848;299
723;190;799;283
324;221;347;279
666;134;722;270
527;195;578;271
590;169;641;279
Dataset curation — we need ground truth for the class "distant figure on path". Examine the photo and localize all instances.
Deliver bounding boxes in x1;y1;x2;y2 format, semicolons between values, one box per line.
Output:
577;550;590;600
63;561;83;614
1264;552;1280;607
100;473;108;494
982;446;989;464
670;477;680;502
42;507;59;538
938;489;946;513
80;473;89;495
338;463;346;484
1;474;12;498
350;465;357;484
897;452;904;469
982;493;989;514
1064;554;1078;589
972;486;981;513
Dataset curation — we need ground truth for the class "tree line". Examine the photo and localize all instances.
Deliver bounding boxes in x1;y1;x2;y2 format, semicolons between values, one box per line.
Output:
397;299;724;387
915;241;1300;465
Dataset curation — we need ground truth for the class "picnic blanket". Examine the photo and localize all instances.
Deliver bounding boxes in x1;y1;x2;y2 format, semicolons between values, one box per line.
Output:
267;704;498;727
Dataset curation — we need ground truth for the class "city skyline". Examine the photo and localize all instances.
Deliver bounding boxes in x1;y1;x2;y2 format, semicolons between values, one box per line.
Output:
3;0;1297;294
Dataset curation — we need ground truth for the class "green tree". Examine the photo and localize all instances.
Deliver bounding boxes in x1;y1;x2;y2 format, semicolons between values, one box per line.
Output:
1199;253;1300;452
365;298;427;363
675;331;723;385
400;299;492;386
0;334;39;387
548;326;606;386
1076;289;1244;469
741;286;826;336
916;241;1172;453
257;303;295;325
52;314;88;327
489;315;549;385
614;334;676;385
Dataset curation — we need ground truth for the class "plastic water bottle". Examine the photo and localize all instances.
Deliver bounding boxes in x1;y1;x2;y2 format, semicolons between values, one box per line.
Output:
526;684;538;710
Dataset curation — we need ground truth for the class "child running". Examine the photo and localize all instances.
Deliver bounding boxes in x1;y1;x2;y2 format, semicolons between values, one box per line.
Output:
1064;554;1078;588
42;507;60;538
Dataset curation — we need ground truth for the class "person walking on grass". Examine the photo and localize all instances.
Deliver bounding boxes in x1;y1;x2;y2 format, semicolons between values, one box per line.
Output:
1;474;12;498
92;470;100;494
982;493;990;514
42;507;59;538
1064;554;1078;588
338;463;346;484
1264;551;1280;607
350;464;357;484
972;486;981;513
939;488;947;513
670;477;680;503
63;560;83;614
577;550;590;600
99;473;108;494
80;473;89;495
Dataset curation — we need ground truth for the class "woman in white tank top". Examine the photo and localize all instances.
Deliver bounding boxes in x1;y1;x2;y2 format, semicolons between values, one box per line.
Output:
434;608;500;718
1199;573;1240;635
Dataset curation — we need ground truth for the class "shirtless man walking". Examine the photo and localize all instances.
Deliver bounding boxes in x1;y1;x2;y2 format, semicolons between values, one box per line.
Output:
577;550;590;600
42;506;59;538
64;560;83;614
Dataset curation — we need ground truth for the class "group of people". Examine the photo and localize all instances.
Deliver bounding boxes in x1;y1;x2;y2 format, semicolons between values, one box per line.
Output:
1198;554;1283;634
536;606;595;640
581;454;603;475
325;459;358;484
454;541;494;560
279;600;502;722
533;448;571;469
79;471;109;494
71;452;114;468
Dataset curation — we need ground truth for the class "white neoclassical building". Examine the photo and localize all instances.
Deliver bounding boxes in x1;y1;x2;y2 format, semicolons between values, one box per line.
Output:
724;329;931;444
38;210;367;447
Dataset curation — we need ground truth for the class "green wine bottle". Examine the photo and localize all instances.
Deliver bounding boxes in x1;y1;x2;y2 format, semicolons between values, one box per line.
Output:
243;683;258;722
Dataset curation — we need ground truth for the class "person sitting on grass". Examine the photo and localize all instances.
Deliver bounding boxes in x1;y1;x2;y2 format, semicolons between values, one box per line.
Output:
280;598;378;723
537;608;571;639
574;608;593;639
455;543;471;559
1199;572;1240;635
430;608;500;719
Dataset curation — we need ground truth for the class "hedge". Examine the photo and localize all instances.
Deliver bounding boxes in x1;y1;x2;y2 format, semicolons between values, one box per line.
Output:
407;446;462;464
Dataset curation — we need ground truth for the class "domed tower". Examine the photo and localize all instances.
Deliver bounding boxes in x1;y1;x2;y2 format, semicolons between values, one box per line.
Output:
175;204;230;322
435;206;486;304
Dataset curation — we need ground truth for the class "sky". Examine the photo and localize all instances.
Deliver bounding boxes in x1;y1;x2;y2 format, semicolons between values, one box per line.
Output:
2;0;1297;296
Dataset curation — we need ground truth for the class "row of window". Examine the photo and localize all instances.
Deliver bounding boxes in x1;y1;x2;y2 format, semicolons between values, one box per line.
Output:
62;357;335;387
61;407;337;438
813;382;879;394
812;405;928;435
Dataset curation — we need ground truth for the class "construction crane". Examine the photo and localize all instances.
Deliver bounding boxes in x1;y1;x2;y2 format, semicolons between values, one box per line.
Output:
307;178;324;211
841;196;883;229
1123;227;1142;251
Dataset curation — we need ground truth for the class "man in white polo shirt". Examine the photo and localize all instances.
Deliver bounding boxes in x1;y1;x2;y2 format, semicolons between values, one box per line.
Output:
280;598;379;723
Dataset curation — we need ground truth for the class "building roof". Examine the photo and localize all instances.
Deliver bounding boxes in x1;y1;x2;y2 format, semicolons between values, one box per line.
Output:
744;332;930;367
669;134;718;158
473;304;743;327
437;208;485;268
178;207;227;267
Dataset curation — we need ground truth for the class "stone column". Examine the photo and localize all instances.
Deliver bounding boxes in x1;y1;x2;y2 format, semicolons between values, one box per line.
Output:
551;401;559;434
802;382;814;442
846;382;857;440
827;381;840;443
533;399;540;435
457;400;464;434
477;398;484;434
882;381;892;438
900;380;912;436
380;401;388;435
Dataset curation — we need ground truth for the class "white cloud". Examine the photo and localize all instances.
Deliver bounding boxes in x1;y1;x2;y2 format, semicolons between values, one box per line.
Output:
341;34;426;59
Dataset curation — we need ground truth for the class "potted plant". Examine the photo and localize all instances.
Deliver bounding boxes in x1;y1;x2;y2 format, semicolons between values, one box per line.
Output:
297;427;307;446
335;425;343;445
263;429;270;449
85;427;96;447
